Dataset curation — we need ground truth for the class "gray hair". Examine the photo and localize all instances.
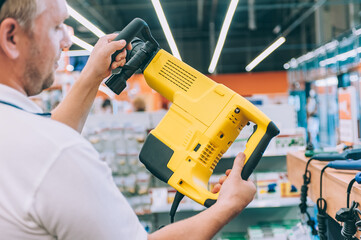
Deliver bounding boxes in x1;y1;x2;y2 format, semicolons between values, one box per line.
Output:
0;0;38;31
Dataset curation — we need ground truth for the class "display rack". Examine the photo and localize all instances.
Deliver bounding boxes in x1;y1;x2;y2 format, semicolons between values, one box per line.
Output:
287;151;361;237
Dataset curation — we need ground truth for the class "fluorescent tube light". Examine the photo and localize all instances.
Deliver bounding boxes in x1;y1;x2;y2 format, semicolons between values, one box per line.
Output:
208;0;238;74
63;50;91;57
71;35;94;52
151;0;181;60
245;36;286;72
67;4;105;38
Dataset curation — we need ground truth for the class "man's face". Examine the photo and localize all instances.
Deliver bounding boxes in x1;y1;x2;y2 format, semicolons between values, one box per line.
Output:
23;0;71;96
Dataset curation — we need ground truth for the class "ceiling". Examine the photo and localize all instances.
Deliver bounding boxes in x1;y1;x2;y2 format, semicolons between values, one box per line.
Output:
65;0;328;74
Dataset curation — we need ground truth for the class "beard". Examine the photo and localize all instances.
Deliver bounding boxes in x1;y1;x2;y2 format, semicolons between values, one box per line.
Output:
23;38;55;96
24;63;54;96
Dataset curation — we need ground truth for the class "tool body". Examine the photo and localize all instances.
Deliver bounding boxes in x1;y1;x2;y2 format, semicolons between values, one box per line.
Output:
105;18;279;208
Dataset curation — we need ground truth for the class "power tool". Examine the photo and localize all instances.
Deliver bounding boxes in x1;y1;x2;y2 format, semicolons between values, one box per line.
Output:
105;18;280;210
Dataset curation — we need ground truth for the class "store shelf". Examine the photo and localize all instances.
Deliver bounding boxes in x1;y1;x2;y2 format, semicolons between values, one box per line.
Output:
148;197;301;214
287;151;361;236
247;197;302;208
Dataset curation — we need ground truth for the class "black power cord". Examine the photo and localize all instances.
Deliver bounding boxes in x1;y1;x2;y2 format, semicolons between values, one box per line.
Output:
347;178;357;208
299;157;318;235
316;165;329;240
169;191;184;223
336;201;359;240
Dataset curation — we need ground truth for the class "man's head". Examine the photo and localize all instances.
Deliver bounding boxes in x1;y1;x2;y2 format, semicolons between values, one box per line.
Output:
0;0;72;96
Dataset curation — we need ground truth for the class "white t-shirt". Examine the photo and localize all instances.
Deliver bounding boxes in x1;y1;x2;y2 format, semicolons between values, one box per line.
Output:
0;84;148;240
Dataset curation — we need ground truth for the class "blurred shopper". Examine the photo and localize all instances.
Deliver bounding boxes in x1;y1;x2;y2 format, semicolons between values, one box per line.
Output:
306;88;320;149
133;96;146;112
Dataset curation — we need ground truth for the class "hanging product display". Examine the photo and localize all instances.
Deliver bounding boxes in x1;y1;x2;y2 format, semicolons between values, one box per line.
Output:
316;160;361;239
299;149;361;235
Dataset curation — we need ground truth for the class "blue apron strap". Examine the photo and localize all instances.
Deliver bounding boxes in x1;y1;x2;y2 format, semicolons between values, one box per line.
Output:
0;100;52;118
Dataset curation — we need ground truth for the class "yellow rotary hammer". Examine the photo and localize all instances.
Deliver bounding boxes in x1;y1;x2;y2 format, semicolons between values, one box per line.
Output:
105;18;279;209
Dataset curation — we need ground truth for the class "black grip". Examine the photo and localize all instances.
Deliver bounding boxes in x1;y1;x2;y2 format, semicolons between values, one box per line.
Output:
110;18;149;64
241;121;280;180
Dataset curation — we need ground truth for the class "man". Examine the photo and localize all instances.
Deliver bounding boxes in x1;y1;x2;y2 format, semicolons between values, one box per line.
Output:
0;0;256;239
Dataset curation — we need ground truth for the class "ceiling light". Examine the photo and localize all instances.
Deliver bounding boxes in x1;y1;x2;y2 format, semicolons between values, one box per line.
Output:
63;50;91;57
208;0;238;74
245;36;286;72
67;4;105;38
151;0;181;60
290;58;298;68
71;35;94;52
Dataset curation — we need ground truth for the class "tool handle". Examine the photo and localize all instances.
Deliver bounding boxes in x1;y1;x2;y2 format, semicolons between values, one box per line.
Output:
203;121;279;208
110;18;148;63
327;159;361;170
241;121;280;180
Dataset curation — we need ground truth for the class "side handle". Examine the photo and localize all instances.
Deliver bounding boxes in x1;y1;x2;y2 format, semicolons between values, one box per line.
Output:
105;18;159;95
110;18;148;63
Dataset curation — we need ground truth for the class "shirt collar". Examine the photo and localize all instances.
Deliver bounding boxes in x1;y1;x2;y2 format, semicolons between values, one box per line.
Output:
0;84;44;113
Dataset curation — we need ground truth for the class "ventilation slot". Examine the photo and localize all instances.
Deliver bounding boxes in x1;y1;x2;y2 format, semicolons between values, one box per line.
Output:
199;143;216;166
211;151;224;170
158;60;196;92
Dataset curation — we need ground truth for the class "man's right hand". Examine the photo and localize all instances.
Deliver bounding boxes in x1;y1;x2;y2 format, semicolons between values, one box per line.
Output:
211;152;256;217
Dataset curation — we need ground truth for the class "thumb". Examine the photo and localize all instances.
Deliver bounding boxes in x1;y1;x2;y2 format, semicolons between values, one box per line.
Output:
229;152;246;177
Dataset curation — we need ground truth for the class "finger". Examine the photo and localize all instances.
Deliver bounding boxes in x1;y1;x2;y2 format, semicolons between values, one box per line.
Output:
211;183;221;194
229;152;246;177
126;43;132;50
225;169;231;176
219;175;227;185
116;49;127;61
111;59;126;69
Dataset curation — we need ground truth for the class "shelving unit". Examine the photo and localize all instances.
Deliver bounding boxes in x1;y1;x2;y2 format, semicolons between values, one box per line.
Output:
148;197;302;214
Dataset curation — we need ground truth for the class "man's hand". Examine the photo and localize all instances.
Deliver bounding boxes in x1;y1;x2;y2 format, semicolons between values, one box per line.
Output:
211;153;256;216
52;34;132;132
82;33;132;82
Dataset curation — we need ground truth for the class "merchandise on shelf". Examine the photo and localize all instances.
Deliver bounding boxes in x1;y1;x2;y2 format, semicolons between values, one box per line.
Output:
217;232;247;240
247;220;309;240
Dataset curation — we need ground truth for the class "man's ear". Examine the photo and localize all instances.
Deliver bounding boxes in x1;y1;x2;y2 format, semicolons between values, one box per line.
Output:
0;18;21;59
